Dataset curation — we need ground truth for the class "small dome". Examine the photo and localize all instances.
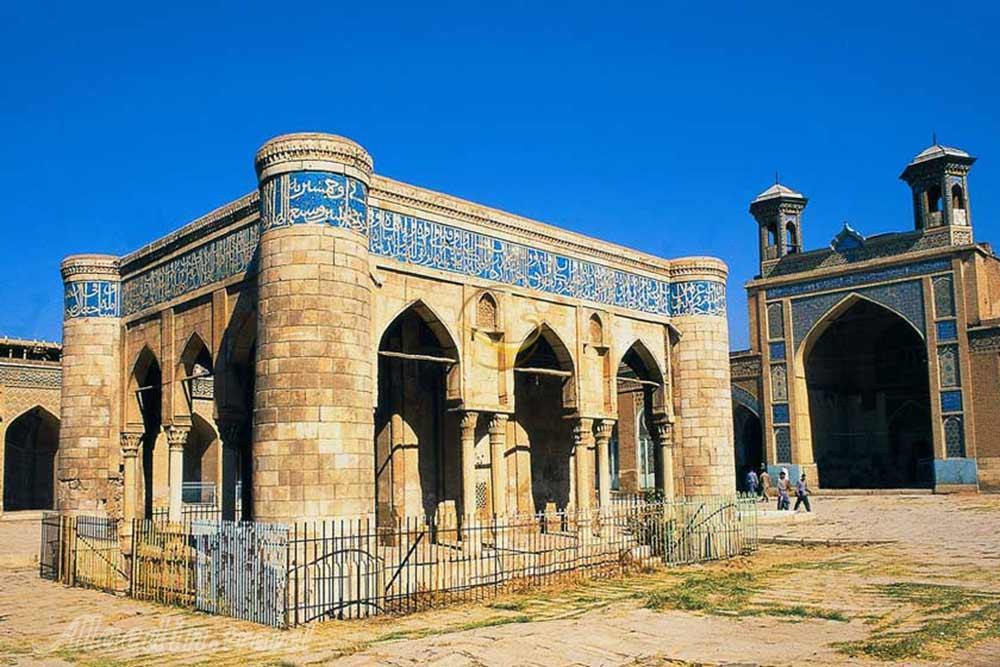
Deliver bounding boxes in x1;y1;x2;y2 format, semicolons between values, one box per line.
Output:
752;182;805;203
909;143;971;165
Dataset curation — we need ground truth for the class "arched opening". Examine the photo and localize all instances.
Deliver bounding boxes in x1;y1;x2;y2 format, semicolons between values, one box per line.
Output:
613;341;666;494
3;406;59;511
804;299;933;488
927;185;943;213
183;414;219;506
131;348;163;518
514;325;575;512
951;184;966;210
375;303;460;525
733;403;763;490
785;223;798;253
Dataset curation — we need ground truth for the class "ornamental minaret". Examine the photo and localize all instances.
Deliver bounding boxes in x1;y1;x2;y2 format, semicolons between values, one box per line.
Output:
253;133;375;522
668;257;734;496
59;254;123;514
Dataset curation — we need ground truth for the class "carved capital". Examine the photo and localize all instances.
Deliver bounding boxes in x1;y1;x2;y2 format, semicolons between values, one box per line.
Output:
164;425;190;450
120;431;143;458
652;416;674;447
487;412;508;435
460;411;479;433
594;419;616;444
573;418;594;446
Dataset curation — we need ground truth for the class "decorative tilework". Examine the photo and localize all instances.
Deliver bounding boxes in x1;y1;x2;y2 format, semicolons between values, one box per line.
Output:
774;426;792;462
119;186;727;319
259;171;368;234
790;280;926;349
767;302;784;340
64;280;121;318
121;225;259;317
933;274;956;318
369;207;726;317
769;342;786;360
732;385;760;416
938;344;961;388
936;320;958;342
770;364;787;401
772;403;790;424
0;362;62;388
944;416;965;458
767;258;951;299
941;390;963;413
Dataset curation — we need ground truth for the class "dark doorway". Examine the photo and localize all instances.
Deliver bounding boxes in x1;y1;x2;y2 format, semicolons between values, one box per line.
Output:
806;299;933;488
733;404;763;490
375;305;458;525
3;407;59;511
134;351;163;518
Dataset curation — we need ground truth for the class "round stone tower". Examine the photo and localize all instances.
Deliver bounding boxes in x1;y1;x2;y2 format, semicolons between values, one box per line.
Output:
59;254;123;514
253;133;375;522
668;257;735;496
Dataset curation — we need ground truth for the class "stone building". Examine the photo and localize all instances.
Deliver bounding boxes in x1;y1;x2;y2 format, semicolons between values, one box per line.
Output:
0;338;62;513
56;132;735;525
733;142;1000;493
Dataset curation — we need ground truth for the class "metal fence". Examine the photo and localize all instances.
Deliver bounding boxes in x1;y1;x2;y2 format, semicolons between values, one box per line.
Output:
41;496;756;629
39;513;127;593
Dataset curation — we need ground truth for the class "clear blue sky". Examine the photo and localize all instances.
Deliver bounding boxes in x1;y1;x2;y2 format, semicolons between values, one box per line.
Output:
2;1;998;349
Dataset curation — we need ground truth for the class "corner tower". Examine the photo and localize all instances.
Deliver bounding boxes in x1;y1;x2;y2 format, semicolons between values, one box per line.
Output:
59;254;122;514
749;183;808;275
900;142;976;243
253;133;375;523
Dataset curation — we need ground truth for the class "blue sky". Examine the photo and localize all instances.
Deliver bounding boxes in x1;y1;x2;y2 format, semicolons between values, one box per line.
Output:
1;1;997;349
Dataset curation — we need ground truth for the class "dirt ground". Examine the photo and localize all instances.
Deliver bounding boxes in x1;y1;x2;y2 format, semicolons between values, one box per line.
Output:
2;494;999;667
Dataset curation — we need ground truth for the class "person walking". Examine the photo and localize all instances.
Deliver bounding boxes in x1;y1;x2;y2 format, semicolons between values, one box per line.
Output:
776;470;791;511
745;467;759;496
758;465;771;503
794;472;812;512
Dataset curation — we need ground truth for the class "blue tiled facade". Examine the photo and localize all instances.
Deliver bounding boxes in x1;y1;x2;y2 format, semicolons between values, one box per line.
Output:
772;403;789;424
732;386;760;416
789;279;927;349
64;280;121;318
767;258;951;299
119;181;726;319
936;320;958;341
769;341;786;360
941;390;963;413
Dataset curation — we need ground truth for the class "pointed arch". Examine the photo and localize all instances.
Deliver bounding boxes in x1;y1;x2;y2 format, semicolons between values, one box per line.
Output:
379;299;461;399
126;346;162;429
3;405;60;511
797;292;925;364
178;331;213;377
617;339;666;414
175;332;214;423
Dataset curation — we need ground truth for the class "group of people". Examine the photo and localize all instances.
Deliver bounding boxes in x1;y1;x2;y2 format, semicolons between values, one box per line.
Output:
745;465;811;512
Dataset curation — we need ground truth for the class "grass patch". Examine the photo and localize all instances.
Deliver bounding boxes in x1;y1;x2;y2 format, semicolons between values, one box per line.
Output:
835;582;1000;661
488;599;528;611
639;568;849;623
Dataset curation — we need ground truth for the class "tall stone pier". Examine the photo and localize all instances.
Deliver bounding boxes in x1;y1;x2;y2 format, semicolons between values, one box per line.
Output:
58;254;122;514
670;258;735;496
252;133;375;522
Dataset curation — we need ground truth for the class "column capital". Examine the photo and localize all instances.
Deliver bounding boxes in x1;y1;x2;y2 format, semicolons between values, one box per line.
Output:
164;425;190;450
652;415;674;447
594;419;616;442
460;410;479;431
487;412;508;434
120;431;143;458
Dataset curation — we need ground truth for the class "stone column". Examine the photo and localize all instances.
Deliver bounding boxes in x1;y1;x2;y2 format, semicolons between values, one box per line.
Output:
59;254;122;514
573;418;594;512
594;419;615;510
120;431;143;524
488;413;508;516
669;258;735;496
653;416;676;500
254;133;375;523
460;411;479;518
165;425;189;522
215;415;243;521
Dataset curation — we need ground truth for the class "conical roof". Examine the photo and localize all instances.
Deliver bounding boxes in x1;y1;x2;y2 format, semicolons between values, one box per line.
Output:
751;182;805;203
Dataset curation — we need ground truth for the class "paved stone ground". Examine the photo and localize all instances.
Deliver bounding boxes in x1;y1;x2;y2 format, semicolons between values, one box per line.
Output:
1;494;999;666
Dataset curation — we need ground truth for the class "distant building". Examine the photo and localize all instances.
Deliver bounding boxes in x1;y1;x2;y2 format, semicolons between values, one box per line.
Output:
733;142;1000;493
0;338;62;512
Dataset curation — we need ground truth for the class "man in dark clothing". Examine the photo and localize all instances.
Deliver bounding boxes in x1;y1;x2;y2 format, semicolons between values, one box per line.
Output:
794;473;812;512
